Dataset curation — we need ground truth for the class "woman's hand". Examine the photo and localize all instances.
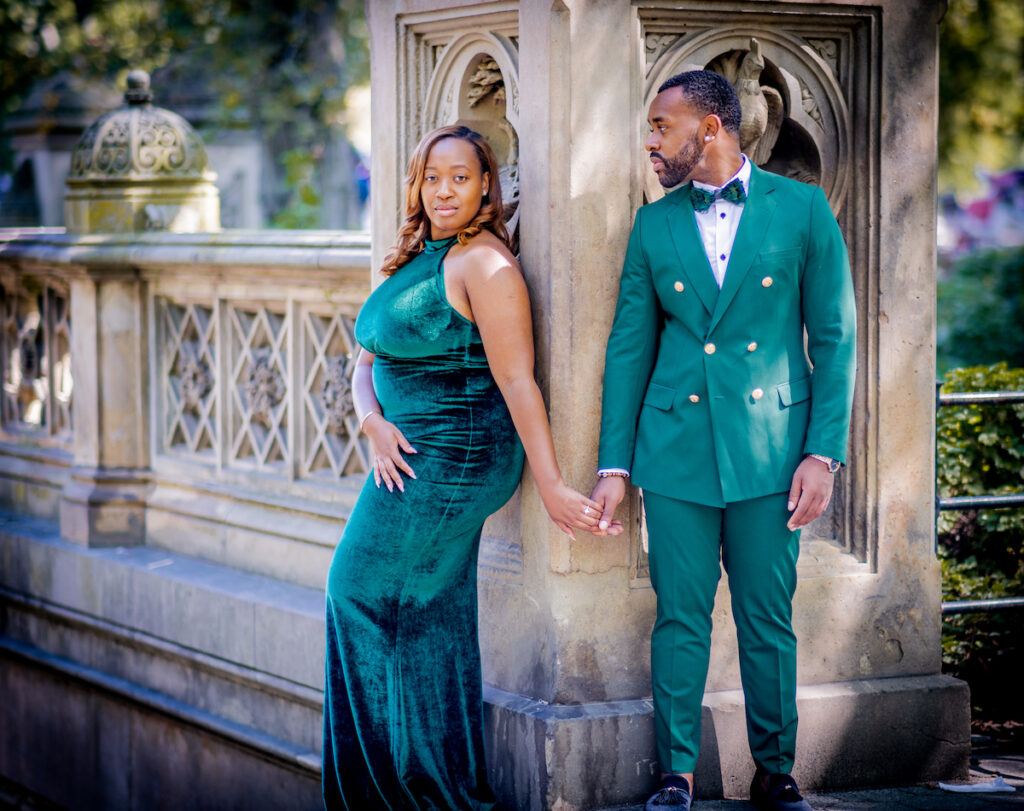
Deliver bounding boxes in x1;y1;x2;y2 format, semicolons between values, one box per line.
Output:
539;480;604;539
363;413;417;493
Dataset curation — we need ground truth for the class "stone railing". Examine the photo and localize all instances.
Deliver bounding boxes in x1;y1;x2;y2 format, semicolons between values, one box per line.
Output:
0;227;372;587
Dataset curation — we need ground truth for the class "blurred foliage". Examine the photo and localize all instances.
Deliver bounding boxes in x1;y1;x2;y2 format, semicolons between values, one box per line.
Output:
0;0;369;227
939;0;1024;192
937;247;1024;374
938;363;1024;721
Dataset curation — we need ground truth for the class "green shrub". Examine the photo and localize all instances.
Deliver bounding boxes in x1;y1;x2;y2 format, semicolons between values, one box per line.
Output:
938;363;1024;721
937;247;1024;374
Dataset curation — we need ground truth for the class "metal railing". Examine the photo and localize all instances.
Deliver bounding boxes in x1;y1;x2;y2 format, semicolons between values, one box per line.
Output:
936;386;1024;616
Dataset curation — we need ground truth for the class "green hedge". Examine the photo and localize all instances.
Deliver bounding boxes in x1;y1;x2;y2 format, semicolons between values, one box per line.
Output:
938;363;1024;721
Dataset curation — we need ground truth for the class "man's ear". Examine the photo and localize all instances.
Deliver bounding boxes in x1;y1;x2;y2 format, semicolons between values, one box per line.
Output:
702;114;723;141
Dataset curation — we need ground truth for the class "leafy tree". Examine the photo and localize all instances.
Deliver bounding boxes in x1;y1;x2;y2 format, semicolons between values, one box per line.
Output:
939;0;1024;192
0;0;369;227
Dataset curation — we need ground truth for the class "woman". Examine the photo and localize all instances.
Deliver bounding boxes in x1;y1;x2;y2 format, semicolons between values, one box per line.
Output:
323;125;606;810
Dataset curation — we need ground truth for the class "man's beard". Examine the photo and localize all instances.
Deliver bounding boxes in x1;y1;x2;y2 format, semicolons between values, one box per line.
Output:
655;132;704;188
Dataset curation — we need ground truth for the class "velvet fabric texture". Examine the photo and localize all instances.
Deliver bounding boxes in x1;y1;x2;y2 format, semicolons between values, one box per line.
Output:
322;236;524;810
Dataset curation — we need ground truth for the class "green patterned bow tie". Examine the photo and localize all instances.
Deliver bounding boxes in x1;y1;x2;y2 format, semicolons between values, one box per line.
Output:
690;178;747;212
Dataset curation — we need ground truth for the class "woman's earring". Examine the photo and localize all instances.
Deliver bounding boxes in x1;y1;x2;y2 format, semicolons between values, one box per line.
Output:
704;135;713;142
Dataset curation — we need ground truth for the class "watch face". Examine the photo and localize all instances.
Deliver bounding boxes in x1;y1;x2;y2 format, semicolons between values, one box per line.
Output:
828;459;841;473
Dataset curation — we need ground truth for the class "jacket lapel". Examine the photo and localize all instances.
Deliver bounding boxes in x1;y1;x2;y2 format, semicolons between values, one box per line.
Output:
708;164;777;334
665;186;719;316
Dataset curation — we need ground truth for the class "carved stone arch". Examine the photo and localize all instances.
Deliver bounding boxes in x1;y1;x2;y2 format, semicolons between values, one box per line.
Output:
423;32;521;237
644;27;850;215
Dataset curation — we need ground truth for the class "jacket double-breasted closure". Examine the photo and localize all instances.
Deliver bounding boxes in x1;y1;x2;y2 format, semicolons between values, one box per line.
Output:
598;164;857;507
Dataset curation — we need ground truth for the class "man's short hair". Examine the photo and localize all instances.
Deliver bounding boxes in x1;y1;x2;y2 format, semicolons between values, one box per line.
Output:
657;70;742;136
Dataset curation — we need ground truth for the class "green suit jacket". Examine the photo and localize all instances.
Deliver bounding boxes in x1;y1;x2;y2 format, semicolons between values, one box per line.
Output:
598;164;857;507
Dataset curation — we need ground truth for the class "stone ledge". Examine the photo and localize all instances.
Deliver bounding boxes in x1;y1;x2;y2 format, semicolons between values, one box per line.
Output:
0;227;372;277
0;585;324;754
484;674;970;810
0;512;326;689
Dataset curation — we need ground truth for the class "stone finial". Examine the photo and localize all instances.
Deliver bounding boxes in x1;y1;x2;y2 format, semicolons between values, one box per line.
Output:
124;69;154;105
64;69;220;233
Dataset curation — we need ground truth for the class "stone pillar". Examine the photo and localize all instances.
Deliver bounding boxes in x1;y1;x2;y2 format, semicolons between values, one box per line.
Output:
59;268;151;546
59;70;221;546
367;1;968;808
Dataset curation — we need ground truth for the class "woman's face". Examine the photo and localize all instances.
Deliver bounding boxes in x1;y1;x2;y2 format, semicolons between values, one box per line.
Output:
420;137;490;240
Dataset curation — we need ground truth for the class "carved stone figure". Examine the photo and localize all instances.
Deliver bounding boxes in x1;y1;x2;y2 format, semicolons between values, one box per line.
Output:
735;39;784;165
466;58;505;108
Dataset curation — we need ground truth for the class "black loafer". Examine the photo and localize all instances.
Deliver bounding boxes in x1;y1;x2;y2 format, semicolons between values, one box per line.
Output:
645;775;692;811
749;772;812;811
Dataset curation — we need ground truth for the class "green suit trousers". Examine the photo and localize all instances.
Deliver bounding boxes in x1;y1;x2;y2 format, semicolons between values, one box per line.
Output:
644;490;799;775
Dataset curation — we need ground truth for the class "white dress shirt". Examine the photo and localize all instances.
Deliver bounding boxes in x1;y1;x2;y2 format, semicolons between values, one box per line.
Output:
691;155;751;288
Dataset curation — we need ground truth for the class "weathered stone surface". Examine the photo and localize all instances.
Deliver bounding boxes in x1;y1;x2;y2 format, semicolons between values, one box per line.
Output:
369;0;965;807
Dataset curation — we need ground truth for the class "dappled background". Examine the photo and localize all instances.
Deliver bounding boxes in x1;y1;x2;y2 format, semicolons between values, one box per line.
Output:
933;0;1024;739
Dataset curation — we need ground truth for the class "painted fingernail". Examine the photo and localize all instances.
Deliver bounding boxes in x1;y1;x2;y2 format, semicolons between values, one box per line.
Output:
787;501;795;510
599;520;609;530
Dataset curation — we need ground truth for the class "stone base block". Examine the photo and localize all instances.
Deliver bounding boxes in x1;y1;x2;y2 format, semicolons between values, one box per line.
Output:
60;468;151;547
484;674;970;810
696;676;971;799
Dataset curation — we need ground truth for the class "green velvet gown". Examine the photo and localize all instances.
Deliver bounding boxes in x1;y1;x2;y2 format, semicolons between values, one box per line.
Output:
323;236;525;810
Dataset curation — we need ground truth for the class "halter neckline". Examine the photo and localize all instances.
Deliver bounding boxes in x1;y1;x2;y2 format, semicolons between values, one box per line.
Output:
423;235;458;253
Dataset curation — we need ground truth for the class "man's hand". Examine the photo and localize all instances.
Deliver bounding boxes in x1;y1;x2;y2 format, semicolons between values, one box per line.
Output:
589;476;626;536
786;456;835;530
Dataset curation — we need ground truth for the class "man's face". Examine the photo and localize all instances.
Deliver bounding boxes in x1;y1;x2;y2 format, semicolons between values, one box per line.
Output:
646;89;705;188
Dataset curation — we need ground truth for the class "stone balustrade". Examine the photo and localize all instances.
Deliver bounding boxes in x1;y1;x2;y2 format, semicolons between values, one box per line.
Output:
0;226;372;809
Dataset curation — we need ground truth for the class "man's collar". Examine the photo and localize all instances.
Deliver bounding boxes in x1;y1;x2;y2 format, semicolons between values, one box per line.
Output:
692;154;751;194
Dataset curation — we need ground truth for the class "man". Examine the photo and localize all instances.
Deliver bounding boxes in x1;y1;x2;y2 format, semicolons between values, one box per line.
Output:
590;70;856;811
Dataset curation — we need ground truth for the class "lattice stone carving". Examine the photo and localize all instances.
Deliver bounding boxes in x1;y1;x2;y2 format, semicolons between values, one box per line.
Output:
300;309;369;479
162;300;217;457
0;277;72;443
228;304;289;471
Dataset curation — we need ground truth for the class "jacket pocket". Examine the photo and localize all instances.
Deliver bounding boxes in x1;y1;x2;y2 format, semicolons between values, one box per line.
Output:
643;382;676;411
777;376;811;408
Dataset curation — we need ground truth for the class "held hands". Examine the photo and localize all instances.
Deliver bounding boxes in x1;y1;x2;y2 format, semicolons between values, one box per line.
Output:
539;479;605;539
588;476;626;537
363;413;417;493
786;456;834;530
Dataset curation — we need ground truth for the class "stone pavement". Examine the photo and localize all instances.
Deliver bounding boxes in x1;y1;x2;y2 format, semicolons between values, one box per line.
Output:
2;736;1022;810
606;735;1024;811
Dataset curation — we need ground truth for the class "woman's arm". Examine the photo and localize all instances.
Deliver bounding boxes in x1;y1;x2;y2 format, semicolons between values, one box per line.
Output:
352;348;416;492
459;243;601;538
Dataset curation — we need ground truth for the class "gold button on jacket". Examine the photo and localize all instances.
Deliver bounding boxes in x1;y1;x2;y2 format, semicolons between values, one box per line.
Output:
747;341;758;352
752;388;764;400
689;394;700;403
704;343;716;355
761;276;773;288
674;280;685;292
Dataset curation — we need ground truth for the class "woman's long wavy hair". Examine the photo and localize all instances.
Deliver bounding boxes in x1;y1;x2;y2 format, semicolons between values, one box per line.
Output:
380;125;512;277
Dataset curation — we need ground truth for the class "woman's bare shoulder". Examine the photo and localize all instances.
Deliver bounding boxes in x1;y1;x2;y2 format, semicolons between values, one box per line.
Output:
450;230;520;278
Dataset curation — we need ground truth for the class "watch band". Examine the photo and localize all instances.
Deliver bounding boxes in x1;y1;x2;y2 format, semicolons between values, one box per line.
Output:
808;453;841;474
